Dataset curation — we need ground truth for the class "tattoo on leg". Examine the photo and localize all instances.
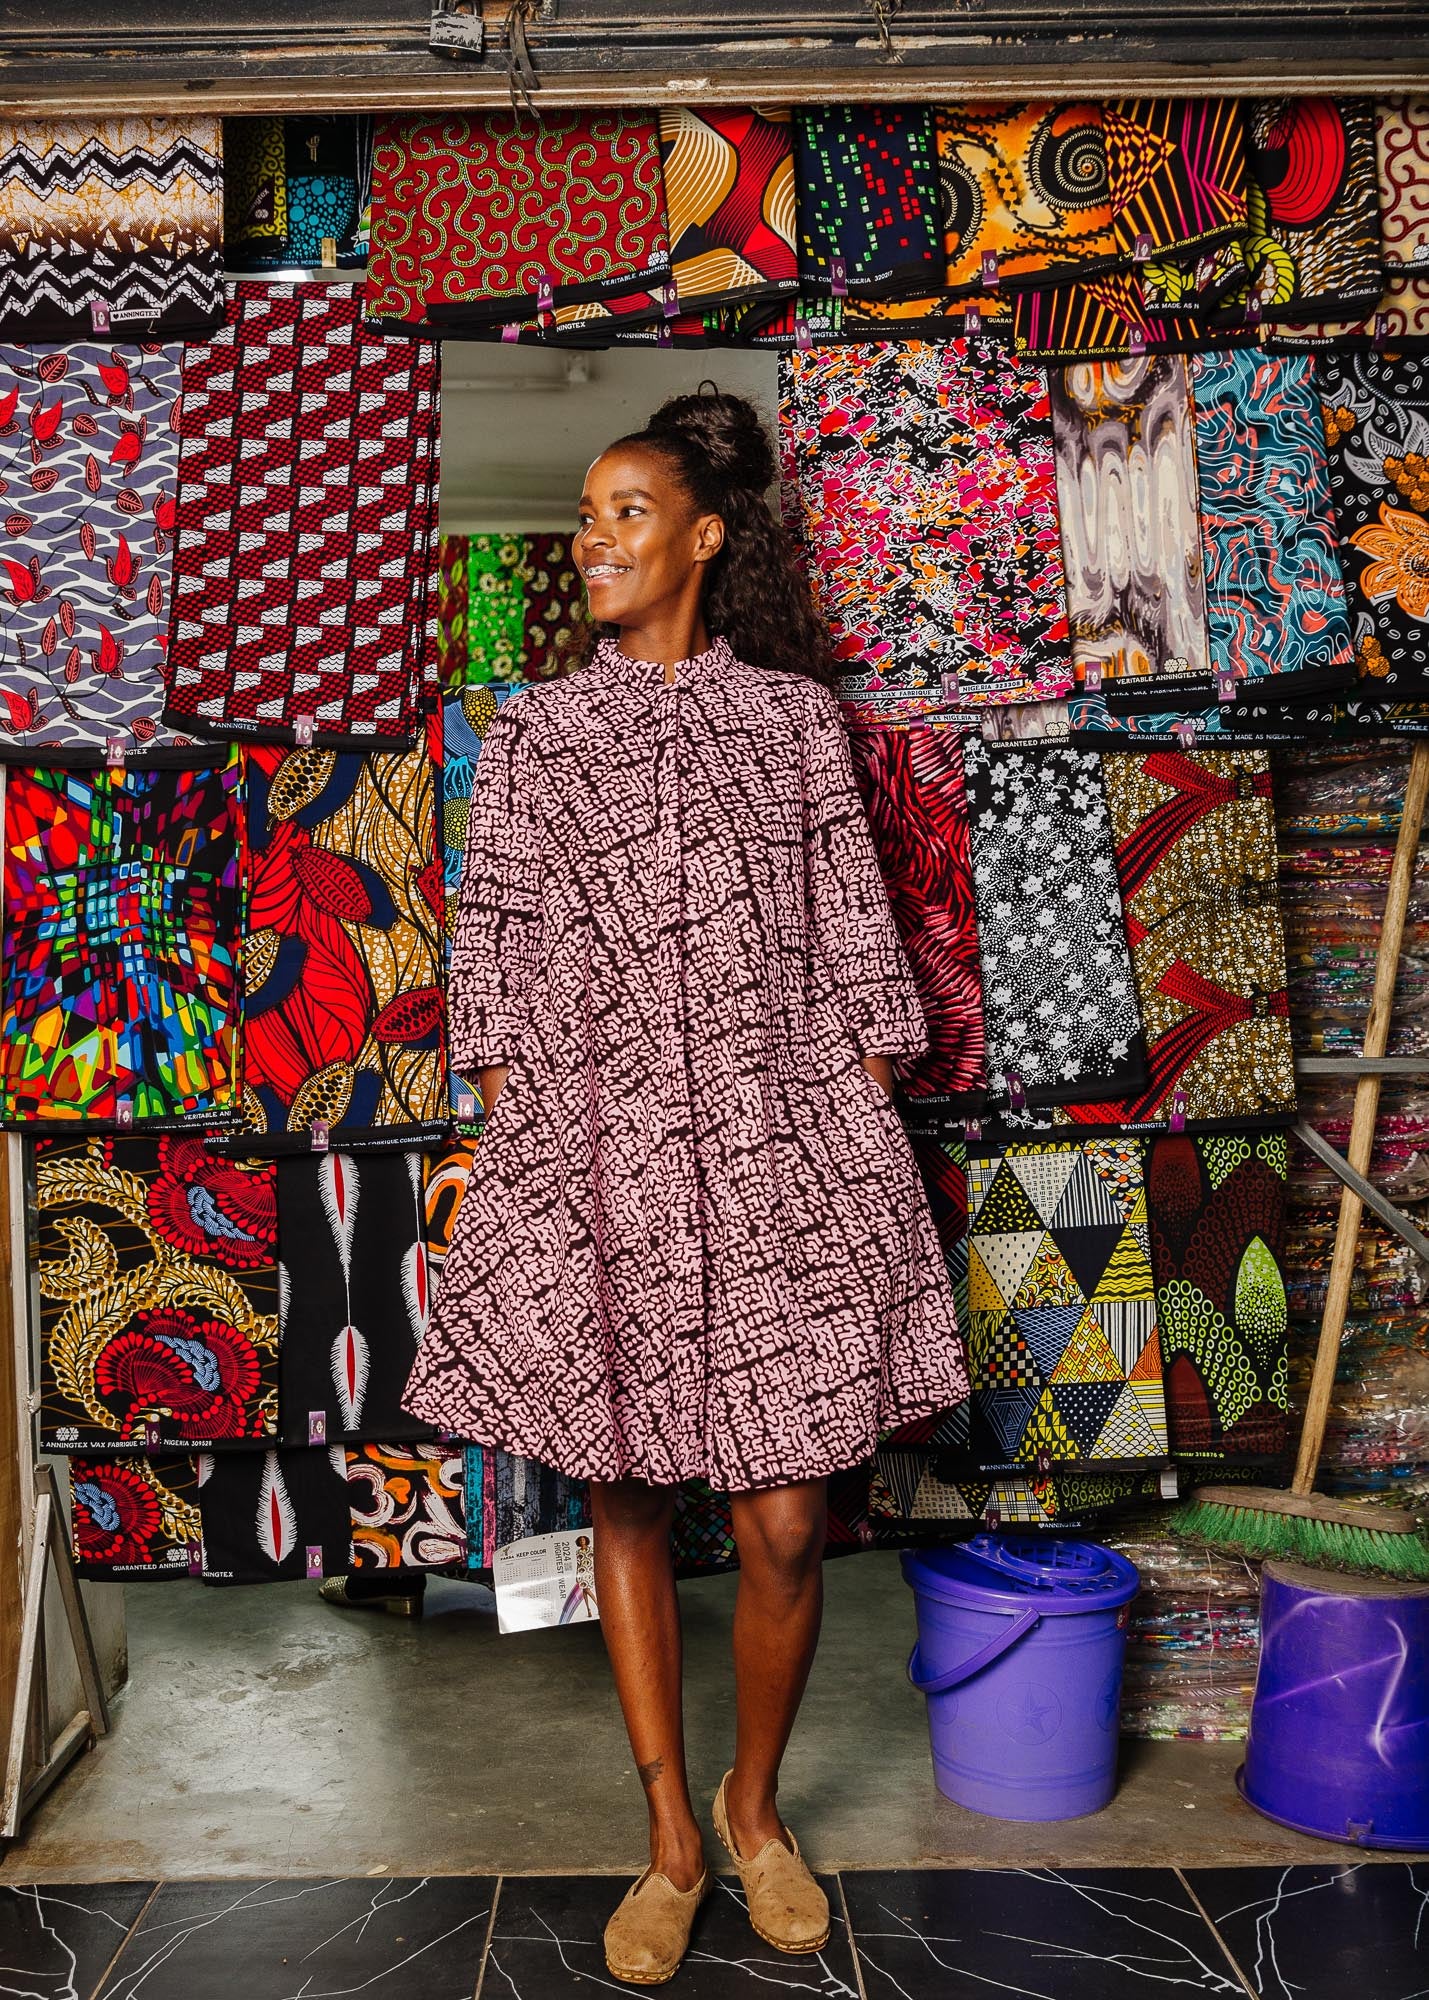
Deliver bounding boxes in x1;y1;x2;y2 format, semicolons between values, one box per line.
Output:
638;1756;665;1791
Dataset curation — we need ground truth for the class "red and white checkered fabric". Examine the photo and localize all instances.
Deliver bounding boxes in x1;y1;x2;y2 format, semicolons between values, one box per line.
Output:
163;281;439;747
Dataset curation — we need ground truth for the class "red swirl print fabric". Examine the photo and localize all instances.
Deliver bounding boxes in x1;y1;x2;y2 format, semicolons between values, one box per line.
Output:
0;341;182;761
403;639;969;1489
366;112;670;328
1377;98;1429;273
163;283;439;749
778;340;1072;718
850;727;986;1118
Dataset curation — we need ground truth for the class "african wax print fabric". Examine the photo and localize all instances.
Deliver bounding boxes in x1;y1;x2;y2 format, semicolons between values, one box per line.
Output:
937;103;1120;298
1317;351;1429;696
0;341;182;762
442;683;518;950
436;536;469;687
464;535;526;684
1192;349;1356;696
461;1443;493;1567
1050;356;1211;692
277;1151;434;1447
1377;98;1429;272
240;744;447;1148
1013;271;1223;362
490;1450;591;1552
1148;1131;1290;1465
1;756;245;1129
841;290;1015;341
348;1441;465;1570
71;1452;199;1578
966;1140;1167;1472
224;116;369;271
38;1136;278;1453
163;283;439;750
962;735;1145;1111
365;112;670;327
519;535;584;682
794;107;942;299
197;1443;352;1581
1103;100;1249;260
850;728;986;1119
658;107;798;313
427;1135;479;1276
777;340;1073;712
1226;100;1385;325
0;119;223;341
1048;749;1296;1132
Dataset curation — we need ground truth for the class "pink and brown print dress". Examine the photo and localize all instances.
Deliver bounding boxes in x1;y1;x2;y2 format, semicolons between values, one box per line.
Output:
403;636;968;1490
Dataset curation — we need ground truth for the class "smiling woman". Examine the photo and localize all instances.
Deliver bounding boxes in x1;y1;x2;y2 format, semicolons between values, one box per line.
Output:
401;384;968;1984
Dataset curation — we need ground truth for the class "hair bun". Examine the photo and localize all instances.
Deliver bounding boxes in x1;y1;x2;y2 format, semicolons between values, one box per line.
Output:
645;386;775;495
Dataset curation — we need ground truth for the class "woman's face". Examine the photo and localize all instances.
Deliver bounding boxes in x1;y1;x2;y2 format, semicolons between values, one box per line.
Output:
574;444;723;630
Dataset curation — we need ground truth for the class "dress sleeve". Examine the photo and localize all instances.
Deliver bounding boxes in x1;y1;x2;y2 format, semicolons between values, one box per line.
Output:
448;700;544;1071
800;683;929;1061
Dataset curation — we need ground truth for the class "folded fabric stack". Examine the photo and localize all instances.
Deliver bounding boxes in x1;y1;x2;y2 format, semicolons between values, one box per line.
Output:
1104;1520;1262;1741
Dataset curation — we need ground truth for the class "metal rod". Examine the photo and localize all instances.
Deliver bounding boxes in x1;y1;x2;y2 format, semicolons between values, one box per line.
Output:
1296;1056;1429;1076
1293;1119;1429;1267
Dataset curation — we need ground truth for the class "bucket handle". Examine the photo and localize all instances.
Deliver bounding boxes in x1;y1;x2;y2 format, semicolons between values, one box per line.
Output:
907;1607;1041;1696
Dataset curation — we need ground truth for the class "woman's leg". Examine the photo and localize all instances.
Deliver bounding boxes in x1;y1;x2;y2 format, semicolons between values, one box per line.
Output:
724;1478;828;1854
589;1477;705;1888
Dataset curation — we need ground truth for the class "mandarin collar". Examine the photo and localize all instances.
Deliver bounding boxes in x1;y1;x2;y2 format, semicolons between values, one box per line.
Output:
588;634;739;688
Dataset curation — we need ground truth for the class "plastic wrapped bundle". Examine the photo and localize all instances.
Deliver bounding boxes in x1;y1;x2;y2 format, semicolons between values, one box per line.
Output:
1275;744;1412;840
1104;1520;1261;1741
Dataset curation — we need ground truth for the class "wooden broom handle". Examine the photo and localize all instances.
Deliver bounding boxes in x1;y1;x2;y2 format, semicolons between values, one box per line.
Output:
1292;740;1429;1495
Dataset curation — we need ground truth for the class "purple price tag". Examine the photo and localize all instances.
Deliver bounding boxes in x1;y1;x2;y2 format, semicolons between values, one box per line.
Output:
940;670;960;702
1169;1088;1188;1134
115;1099;134;1129
980;250;999;289
1128;330;1147;357
828;255;848;299
106;736;127;770
964;1118;982;1143
293;715;316;748
662;281;680;320
500;322;521;344
535;276;554;317
308;1410;327;1446
1005;1069;1026;1111
310;1120;330;1152
1084;663;1103;693
144;1420;162;1450
90;300;111;334
984;1508;1001;1531
306;1545;324;1580
964;303;981;335
455;1090;477;1121
794;318;812;352
187;1543;203;1576
1216;670;1239;702
1134;232;1153;262
1374;313;1390;349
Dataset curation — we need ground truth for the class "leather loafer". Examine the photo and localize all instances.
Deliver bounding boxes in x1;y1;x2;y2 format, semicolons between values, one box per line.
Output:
712;1770;830;1954
604;1865;710;1986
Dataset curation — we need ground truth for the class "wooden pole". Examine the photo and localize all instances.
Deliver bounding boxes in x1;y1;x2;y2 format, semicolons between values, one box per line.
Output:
0;1129;19;1769
1291;741;1429;1496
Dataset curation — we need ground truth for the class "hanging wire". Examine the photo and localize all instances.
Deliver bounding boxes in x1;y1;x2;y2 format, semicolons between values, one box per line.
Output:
864;0;904;63
506;0;543;111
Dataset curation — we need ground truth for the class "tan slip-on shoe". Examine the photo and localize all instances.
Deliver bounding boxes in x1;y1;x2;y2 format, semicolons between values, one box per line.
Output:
712;1771;830;1954
603;1865;711;1986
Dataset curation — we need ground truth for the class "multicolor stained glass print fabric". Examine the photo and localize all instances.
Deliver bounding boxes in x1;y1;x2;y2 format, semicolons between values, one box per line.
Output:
1147;1131;1290;1464
0;341;183;760
794;106;943;297
966;1140;1167;1471
938;102;1120;297
658;107;798;312
850;727;986;1117
1050;356;1210;691
1318;352;1429;695
71;1452;200;1578
778;340;1072;713
38;1136;277;1452
241;745;446;1145
1;756;245;1127
163;283;438;748
1192;349;1356;695
365;112;670;326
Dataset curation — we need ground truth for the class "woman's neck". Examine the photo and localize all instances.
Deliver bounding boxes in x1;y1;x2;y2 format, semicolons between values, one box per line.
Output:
617;612;711;685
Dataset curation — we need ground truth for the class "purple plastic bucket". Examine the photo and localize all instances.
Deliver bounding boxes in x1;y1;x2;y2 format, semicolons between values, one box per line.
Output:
901;1535;1140;1822
1239;1558;1429;1850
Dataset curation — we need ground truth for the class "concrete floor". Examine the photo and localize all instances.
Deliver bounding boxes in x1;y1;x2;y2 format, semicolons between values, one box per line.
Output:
0;1551;1378;1881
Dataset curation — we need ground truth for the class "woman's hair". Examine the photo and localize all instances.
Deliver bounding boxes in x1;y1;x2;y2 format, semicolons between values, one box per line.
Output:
560;385;836;686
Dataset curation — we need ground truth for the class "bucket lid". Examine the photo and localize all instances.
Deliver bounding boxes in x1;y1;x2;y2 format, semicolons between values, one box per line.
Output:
901;1534;1140;1614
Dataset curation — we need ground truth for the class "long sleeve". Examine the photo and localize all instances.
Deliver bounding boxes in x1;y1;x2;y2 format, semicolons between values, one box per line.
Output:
448;700;544;1071
800;682;929;1060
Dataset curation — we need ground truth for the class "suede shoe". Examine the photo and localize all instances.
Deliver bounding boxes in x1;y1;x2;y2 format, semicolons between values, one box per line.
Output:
712;1771;830;1953
603;1865;710;1986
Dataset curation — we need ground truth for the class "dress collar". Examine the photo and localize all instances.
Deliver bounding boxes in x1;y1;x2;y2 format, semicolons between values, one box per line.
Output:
588;634;739;687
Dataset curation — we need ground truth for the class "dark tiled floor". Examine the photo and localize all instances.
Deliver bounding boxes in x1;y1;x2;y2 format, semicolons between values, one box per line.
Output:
1187;1863;1429;2000
4;1865;1424;1997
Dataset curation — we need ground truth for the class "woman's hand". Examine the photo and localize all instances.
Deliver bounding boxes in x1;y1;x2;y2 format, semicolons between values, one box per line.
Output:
477;1064;511;1117
860;1054;895;1099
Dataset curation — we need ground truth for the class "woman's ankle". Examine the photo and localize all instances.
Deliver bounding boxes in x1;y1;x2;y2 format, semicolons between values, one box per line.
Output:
649;1821;705;1891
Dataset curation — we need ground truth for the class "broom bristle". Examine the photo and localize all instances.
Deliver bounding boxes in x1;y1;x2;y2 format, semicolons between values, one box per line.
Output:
1172;1496;1429;1582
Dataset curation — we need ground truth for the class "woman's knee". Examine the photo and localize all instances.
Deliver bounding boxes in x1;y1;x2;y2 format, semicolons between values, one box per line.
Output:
590;1477;676;1540
731;1483;827;1583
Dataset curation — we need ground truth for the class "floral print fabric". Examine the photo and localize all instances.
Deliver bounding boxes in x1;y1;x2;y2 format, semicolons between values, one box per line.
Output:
1;757;245;1128
778;340;1072;714
794;107;943;298
1318;352;1429;696
966;1139;1167;1471
659;107;798;313
962;735;1145;1110
0;341;182;761
1148;1131;1290;1464
240;744;446;1148
71;1452;199;1577
366;112;670;327
1050;356;1210;691
1192;349;1356;695
38;1136;278;1452
938;103;1120;297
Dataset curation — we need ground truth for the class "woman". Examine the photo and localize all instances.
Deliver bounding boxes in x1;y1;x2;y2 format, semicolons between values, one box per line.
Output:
404;389;967;1985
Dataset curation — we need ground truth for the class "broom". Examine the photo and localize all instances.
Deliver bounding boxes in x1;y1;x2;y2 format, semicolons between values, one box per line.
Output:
1172;739;1429;1582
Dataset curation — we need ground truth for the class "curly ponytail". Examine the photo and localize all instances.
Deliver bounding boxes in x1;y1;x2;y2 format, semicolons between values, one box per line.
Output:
561;384;836;687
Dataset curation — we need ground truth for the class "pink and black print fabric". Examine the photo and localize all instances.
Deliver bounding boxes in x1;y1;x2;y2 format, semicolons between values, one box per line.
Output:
778;340;1073;718
0;341;182;761
163;283;439;749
